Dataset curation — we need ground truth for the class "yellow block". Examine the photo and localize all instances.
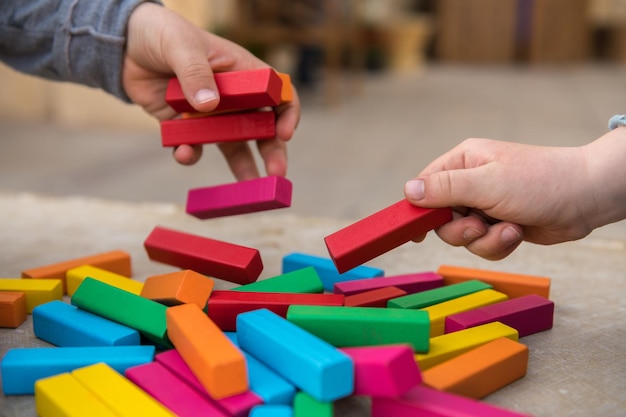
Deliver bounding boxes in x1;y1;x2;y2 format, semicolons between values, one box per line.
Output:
72;363;175;417
415;322;518;371
35;372;118;417
66;265;143;296
422;289;508;336
0;278;63;313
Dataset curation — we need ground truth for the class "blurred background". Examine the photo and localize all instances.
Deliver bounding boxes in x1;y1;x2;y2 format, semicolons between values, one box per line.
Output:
1;0;626;223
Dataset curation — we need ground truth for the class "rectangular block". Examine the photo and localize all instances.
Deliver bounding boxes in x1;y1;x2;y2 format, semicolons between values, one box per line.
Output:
344;286;407;307
422;337;528;399
1;345;155;395
161;111;276;147
165;68;283;113
166;303;248;399
0;278;62;313
186;175;292;219
324;200;452;273
206;290;345;331
293;391;333;417
287;305;430;352
0;291;26;328
236;308;354;402
445;294;554;336
233;266;323;294
334;271;444;296
282;252;383;292
251;405;294;417
278;73;294;103
66;265;142;296
71;278;171;348
144;225;263;285
141;269;214;308
437;264;551;298
387;279;492;310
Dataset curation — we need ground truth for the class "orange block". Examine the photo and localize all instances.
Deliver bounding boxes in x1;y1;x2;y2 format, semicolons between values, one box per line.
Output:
422;337;528;399
166;303;248;399
437;265;551;299
21;250;132;294
0;291;27;328
278;73;294;103
141;270;214;308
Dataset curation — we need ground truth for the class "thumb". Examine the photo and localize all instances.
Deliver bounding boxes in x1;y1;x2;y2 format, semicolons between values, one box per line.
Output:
404;169;483;209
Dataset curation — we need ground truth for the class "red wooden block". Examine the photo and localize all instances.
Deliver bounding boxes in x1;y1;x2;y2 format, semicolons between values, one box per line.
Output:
186;176;292;219
334;272;444;296
161;111;275;147
344;286;408;307
165;68;282;114
206;290;345;331
0;291;27;328
324;200;452;273
144;226;263;285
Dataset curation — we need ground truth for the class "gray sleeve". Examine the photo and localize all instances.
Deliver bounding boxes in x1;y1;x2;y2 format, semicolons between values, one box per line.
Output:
0;0;162;102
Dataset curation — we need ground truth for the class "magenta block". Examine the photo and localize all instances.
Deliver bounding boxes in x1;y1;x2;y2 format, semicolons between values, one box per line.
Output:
340;345;420;397
371;385;533;417
444;294;554;337
186;176;292;219
333;272;444;296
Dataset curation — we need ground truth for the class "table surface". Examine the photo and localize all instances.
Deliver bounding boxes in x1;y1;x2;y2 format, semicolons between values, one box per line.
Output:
1;192;625;417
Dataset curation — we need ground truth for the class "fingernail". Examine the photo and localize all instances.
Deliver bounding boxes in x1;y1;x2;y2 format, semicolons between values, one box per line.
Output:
193;88;218;104
463;227;483;241
501;226;522;245
405;179;425;201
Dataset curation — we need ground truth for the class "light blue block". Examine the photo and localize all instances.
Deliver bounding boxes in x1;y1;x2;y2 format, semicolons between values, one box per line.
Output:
224;332;296;405
250;405;293;417
33;300;140;347
0;345;155;395
236;309;354;402
282;252;384;291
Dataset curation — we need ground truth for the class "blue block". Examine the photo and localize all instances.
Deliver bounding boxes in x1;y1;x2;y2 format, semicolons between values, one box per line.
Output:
236;309;354;402
250;405;293;417
33;300;140;347
1;345;155;395
282;252;384;291
224;332;296;405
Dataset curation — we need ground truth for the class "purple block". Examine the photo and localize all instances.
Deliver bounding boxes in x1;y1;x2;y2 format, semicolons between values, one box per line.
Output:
333;272;444;296
444;294;554;337
186;176;292;219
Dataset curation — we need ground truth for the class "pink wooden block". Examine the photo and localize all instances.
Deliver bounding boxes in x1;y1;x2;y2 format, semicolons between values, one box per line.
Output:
125;361;229;417
343;286;407;307
444;294;554;337
340;345;421;397
186;176;292;219
334;272;444;296
155;349;263;417
372;385;533;417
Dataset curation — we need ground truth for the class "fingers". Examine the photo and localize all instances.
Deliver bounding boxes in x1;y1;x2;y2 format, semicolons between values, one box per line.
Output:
173;145;203;166
257;138;288;177
217;142;260;181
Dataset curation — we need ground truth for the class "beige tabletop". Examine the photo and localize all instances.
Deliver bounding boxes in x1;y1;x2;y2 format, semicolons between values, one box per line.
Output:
1;192;625;417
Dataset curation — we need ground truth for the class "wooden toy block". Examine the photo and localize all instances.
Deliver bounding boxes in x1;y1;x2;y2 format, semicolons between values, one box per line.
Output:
166;303;248;399
233;266;323;294
422;337;529;399
144;225;263;285
339;345;421;397
344;286;408;307
71;278;171;348
250;405;294;417
415;322;519;371
125;362;230;417
324;200;453;273
34;372;118;417
445;294;555;336
422;289;509;337
293;391;333;417
387;279;492;310
186;175;292;219
206;290;345;331
0;278;62;313
140;269;214;308
21;249;132;294
71;362;175;417
161;111;276;147
371;385;533;417
278;73;294;103
287;305;430;352
0;291;26;328
437;264;551;298
334;271;444;296
66;264;142;296
282;252;384;292
236;308;354;402
1;345;155;395
165;68;283;113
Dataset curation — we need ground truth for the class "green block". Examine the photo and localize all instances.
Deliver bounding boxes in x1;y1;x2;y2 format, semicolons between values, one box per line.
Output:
387;280;492;310
294;391;333;417
286;305;430;352
233;267;323;293
71;278;171;348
